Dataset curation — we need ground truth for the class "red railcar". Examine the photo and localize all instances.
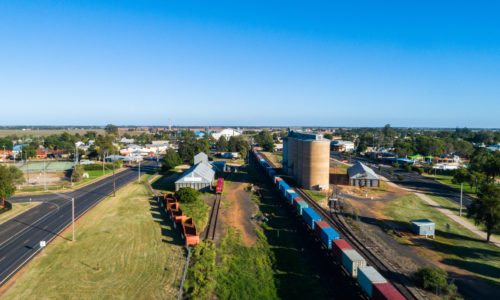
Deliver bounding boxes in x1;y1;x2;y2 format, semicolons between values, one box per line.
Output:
216;178;224;194
181;217;200;246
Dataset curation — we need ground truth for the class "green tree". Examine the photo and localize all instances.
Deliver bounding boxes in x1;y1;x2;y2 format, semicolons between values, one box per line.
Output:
0;138;13;151
357;143;367;153
323;133;333;140
175;187;200;203
452;167;471;187
468;183;500;242
256;131;274;152
0;165;25;200
105;124;119;136
216;136;228;152
162;149;182;172
415;266;448;294
21;145;37;159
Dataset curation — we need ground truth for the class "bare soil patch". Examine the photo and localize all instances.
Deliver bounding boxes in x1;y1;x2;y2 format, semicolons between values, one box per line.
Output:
220;177;257;246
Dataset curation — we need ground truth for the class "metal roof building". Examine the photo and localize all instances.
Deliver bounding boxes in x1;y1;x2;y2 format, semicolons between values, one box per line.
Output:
194;152;208;164
347;162;380;187
175;161;215;192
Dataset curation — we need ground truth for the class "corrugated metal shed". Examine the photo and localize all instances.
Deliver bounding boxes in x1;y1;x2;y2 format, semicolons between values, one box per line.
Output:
194;152;208;164
347;162;379;180
175;162;215;192
411;219;435;236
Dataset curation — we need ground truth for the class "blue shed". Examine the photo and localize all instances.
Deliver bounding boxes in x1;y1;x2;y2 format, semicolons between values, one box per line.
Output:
410;219;435;236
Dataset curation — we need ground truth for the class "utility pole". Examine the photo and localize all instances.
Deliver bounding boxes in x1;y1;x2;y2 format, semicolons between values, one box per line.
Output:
44;158;47;191
113;149;116;197
459;182;463;216
72;197;75;241
138;159;141;182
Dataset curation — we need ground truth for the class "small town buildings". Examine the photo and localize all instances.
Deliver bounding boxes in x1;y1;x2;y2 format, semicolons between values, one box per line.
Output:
347;162;379;187
120;137;135;144
410;219;435;237
331;140;355;152
211;128;241;140
219;152;239;159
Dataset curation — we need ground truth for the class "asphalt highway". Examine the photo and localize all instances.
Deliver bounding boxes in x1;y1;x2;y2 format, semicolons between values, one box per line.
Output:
0;161;157;286
330;153;474;208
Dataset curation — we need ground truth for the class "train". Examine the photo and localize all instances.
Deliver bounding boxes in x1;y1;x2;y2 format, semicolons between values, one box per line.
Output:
160;193;200;246
251;148;405;300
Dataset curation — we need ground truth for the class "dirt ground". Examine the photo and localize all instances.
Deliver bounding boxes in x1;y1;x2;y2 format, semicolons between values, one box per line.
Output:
22;171;68;187
219;172;258;246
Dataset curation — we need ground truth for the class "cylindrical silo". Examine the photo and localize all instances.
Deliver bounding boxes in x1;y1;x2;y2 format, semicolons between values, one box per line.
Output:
282;137;289;173
302;140;330;189
296;139;304;184
291;137;298;178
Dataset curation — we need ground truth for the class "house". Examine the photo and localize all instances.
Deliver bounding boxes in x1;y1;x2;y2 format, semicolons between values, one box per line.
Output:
211;128;241;141
120;137;135;144
331;140;355;152
175;161;216;192
347;162;379;187
410;219;435;237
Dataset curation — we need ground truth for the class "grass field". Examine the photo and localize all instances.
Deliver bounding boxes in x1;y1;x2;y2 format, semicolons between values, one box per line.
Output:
432;174;477;196
426;194;500;239
2;180;186;299
0;129;105;137
383;194;500;284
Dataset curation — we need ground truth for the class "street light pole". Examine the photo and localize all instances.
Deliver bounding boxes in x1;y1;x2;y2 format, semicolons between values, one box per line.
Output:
53;193;76;242
459;183;463;216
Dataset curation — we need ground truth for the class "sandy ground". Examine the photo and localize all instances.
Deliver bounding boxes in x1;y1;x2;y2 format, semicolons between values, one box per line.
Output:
219;174;258;246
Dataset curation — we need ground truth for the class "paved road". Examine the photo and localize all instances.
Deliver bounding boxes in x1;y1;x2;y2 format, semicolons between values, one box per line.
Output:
330;153;474;208
0;161;157;286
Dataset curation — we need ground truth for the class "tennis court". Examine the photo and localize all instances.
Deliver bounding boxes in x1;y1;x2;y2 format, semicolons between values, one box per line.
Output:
19;161;75;172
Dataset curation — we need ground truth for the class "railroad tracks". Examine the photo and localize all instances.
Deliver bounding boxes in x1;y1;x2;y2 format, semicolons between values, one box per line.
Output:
204;194;222;240
295;188;424;300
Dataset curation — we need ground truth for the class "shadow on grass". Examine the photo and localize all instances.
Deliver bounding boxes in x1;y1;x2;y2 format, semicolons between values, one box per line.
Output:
148;198;184;246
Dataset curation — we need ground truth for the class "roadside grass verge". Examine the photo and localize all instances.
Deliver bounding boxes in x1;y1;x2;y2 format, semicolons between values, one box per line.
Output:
383;194;500;284
2;181;186;299
0;202;40;225
432;174;477;196
425;194;500;239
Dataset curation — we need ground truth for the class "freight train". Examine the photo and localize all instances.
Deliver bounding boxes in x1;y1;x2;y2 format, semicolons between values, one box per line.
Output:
160;193;200;246
251;148;405;300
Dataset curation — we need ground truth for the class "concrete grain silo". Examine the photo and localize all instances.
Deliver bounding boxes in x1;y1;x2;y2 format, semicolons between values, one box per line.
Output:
301;140;330;189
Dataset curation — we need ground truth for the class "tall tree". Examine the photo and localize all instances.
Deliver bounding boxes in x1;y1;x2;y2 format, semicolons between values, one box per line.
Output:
21;145;37;159
105;124;119;136
216;136;228;152
468;183;500;242
0;165;25;200
162;149;182;172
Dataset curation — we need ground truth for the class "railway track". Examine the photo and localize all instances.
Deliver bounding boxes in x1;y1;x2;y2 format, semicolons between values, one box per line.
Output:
204;194;221;240
261;154;423;300
295;188;423;300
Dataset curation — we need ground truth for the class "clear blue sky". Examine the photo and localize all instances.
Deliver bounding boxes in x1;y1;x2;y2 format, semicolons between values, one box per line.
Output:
1;1;499;128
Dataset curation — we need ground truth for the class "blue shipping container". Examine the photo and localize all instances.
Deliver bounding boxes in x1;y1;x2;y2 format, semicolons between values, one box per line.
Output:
302;207;322;229
287;192;299;204
320;227;340;248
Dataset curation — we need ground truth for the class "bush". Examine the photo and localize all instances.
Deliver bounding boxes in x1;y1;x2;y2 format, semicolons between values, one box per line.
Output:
389;170;394;176
404;164;412;172
415;266;448;293
175;187;200;203
393;163;400;169
71;165;85;182
397;175;404;181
